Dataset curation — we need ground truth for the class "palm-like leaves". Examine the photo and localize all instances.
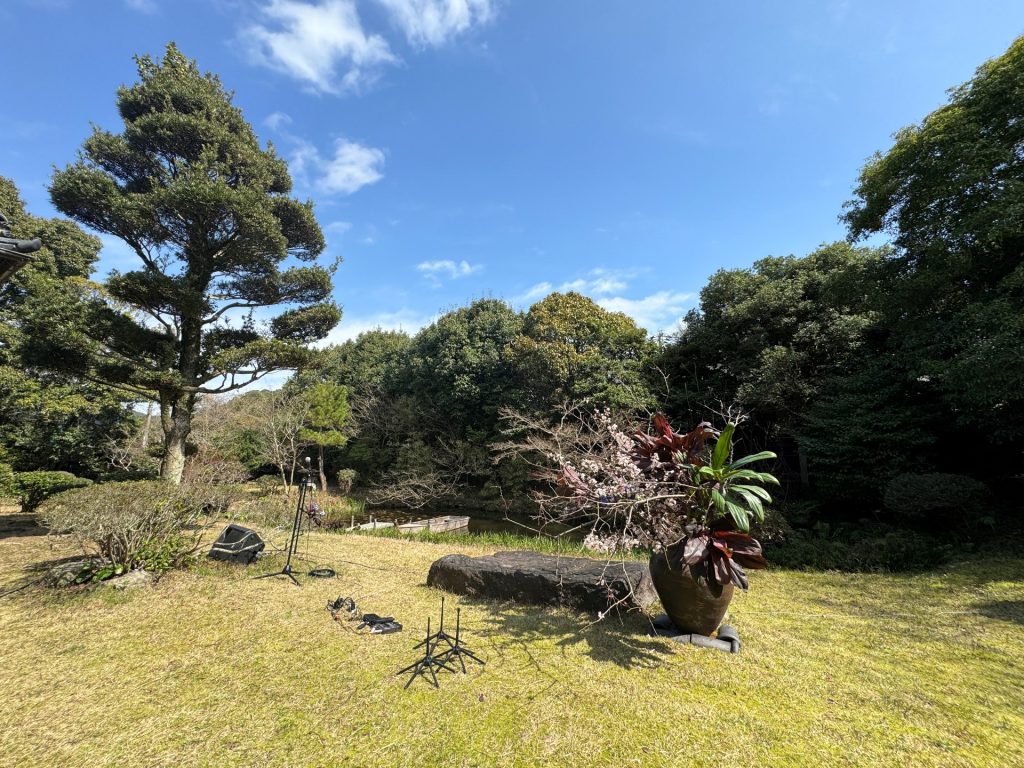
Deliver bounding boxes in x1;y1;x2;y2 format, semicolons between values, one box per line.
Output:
696;424;779;533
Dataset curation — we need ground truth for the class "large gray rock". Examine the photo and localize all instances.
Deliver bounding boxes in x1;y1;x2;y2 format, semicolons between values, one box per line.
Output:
427;550;656;614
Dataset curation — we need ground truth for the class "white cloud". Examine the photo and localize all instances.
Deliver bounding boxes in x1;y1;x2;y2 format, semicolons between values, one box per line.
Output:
245;0;397;94
596;291;693;335
264;111;293;130
376;0;497;48
319;139;386;194
124;0;157;12
559;276;628;295
318;308;434;345
325;220;353;233
508;267;691;335
512;281;552;306
291;136;386;195
416;259;482;286
242;369;293;392
557;267;636;297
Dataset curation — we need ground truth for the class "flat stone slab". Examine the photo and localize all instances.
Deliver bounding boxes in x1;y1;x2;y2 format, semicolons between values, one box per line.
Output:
427;550;656;614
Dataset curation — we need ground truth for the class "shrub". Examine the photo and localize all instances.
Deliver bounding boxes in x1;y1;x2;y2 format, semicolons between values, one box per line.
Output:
0;462;15;499
231;495;292;529
320;496;365;529
253;475;282;498
40;481;223;573
15;471;92;513
336;468;357;495
183;453;250;486
884;473;992;528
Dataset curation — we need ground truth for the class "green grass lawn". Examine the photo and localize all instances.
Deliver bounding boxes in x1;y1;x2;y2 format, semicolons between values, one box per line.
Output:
0;516;1021;768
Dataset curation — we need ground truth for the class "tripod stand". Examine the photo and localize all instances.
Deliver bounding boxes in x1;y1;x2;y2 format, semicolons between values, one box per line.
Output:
398;617;458;689
414;595;457;651
436;607;484;673
399;598;484;688
255;457;316;586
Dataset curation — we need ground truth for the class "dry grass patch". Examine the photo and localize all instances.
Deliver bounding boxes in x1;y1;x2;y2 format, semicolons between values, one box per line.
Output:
0;516;1022;767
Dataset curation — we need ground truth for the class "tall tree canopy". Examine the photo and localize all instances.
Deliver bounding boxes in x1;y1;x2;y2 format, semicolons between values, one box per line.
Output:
48;44;339;482
843;34;1024;442
658;242;909;500
408;298;524;431
297;329;413;394
0;177;133;475
663;242;885;425
511;292;655;411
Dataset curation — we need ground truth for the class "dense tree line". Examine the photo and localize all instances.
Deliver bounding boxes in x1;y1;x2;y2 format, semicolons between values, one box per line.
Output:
0;178;136;476
291;294;656;512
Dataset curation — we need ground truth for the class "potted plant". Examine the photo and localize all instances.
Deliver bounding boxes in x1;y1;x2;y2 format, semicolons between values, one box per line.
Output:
633;415;777;634
510;408;778;635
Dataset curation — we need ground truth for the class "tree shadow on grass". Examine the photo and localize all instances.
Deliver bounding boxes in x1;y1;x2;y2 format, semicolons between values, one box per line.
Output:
975;600;1024;626
455;595;673;671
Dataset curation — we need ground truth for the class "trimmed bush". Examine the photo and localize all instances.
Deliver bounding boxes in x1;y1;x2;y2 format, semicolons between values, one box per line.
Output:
15;471;92;513
336;468;357;495
40;481;226;573
253;475;282;498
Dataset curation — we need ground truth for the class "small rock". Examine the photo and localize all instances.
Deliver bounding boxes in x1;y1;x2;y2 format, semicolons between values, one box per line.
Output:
107;569;154;590
46;558;98;587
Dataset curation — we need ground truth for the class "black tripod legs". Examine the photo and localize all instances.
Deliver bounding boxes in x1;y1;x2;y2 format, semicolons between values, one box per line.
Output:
399;604;484;689
253;565;301;586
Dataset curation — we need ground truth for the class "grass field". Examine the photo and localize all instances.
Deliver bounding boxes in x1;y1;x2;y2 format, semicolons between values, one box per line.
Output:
0;513;1022;768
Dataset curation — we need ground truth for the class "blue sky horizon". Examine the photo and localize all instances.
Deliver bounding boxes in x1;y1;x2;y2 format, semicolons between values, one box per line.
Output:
5;0;1024;389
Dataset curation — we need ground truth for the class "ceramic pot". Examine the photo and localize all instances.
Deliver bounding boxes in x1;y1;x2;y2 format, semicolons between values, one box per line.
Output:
649;548;733;635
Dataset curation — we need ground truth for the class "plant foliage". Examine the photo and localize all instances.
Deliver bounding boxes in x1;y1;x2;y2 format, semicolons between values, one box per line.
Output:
40;480;235;572
15;471;92;513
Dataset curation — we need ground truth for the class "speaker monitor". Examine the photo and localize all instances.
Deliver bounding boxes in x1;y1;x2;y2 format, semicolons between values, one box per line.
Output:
208;524;265;564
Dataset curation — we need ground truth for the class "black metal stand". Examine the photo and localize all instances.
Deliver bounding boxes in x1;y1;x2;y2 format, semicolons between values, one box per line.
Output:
436;607;484;673
397;617;459;689
254;458;315;586
414;595;456;651
399;599;484;688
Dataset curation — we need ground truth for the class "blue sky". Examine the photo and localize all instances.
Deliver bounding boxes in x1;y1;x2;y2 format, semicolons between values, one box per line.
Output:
4;0;1024;357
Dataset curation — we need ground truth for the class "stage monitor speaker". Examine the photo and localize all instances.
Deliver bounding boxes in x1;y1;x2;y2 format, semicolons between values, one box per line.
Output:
208;524;265;564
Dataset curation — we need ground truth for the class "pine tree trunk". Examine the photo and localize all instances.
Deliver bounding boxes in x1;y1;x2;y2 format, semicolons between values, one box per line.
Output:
318;445;327;491
160;395;193;485
141;401;154;450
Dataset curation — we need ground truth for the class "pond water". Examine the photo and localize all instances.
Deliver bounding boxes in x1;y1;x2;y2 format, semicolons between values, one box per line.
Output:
347;507;580;539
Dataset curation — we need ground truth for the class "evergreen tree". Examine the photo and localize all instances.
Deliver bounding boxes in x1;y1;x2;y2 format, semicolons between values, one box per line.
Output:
0;177;133;475
844;35;1024;443
49;44;339;482
298;383;350;490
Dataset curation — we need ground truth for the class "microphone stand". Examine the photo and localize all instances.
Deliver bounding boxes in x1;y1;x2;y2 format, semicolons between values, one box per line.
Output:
255;457;314;586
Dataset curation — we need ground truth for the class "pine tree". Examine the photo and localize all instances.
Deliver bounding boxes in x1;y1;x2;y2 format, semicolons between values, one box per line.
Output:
49;44;339;482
